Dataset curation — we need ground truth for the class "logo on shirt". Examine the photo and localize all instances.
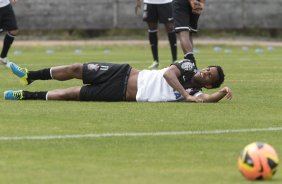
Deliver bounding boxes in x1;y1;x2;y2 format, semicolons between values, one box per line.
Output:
181;62;194;71
100;65;109;70
87;64;100;71
174;91;182;100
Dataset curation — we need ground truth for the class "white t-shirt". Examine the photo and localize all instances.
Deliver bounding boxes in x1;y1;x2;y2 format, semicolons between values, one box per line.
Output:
143;0;172;4
0;0;10;8
136;68;203;102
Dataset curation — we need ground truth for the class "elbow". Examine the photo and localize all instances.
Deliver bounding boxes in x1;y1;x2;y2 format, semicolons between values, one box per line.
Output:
163;70;168;78
163;70;171;81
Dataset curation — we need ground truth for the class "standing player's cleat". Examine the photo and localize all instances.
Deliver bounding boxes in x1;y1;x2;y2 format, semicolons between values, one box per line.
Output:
4;90;24;100
148;61;159;69
0;57;9;65
8;62;31;85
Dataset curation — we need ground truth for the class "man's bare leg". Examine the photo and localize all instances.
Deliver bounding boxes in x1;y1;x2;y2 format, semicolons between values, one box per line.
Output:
6;62;84;85
178;31;197;66
147;22;159;69
51;63;83;81
4;86;82;101
178;31;193;55
47;86;82;100
164;22;177;63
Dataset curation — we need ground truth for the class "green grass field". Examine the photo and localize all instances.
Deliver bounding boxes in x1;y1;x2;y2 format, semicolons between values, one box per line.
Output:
0;41;281;184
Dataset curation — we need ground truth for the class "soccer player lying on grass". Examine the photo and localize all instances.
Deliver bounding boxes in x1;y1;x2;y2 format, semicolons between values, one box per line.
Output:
2;55;232;102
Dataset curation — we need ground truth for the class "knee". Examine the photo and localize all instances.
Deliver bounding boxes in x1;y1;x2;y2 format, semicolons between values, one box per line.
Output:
9;30;19;36
179;31;191;39
148;22;158;30
165;23;175;33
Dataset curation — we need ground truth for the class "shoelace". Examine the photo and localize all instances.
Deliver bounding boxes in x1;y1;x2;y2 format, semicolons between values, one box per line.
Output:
16;65;26;73
13;91;23;99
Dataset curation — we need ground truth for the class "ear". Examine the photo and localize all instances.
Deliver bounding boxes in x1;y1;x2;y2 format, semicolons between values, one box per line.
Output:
205;84;213;89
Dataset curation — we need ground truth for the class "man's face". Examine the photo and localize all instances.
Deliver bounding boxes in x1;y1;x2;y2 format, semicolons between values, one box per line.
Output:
193;67;219;88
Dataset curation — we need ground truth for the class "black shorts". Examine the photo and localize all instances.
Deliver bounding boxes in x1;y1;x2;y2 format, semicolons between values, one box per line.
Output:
143;3;173;24
172;0;199;33
80;62;132;101
0;4;18;32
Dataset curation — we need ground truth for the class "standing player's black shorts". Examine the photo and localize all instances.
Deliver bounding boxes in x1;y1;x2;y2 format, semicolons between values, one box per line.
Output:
143;2;174;24
80;62;132;101
172;0;199;33
0;4;18;32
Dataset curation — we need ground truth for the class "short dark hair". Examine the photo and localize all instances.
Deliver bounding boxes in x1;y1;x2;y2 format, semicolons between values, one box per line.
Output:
208;66;225;88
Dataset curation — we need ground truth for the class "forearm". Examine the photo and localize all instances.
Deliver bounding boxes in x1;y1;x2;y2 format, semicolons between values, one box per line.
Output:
203;92;227;103
200;87;232;103
163;70;189;99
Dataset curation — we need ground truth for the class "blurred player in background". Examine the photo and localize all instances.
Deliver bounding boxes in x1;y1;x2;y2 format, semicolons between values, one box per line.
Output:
172;0;205;66
135;0;177;69
0;0;19;64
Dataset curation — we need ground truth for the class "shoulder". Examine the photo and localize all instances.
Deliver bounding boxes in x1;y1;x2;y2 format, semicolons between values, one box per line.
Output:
171;59;197;74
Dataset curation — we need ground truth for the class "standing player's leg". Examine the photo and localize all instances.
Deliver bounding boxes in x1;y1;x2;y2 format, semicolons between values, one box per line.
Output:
147;22;159;68
1;30;18;61
179;31;193;56
0;4;19;64
159;2;177;63
164;21;177;63
4;86;82;101
172;0;199;65
143;3;159;69
179;12;199;58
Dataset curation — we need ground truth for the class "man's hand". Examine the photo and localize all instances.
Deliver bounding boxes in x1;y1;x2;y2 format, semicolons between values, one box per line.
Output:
219;87;233;100
189;0;205;15
135;0;141;15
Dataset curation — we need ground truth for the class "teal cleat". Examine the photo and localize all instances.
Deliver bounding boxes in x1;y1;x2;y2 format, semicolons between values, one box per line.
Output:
8;62;30;85
4;90;24;100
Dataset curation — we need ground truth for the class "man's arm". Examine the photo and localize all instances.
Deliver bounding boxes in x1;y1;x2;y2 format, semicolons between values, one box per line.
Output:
189;0;205;15
135;0;142;15
10;0;18;4
195;87;233;103
163;65;202;102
